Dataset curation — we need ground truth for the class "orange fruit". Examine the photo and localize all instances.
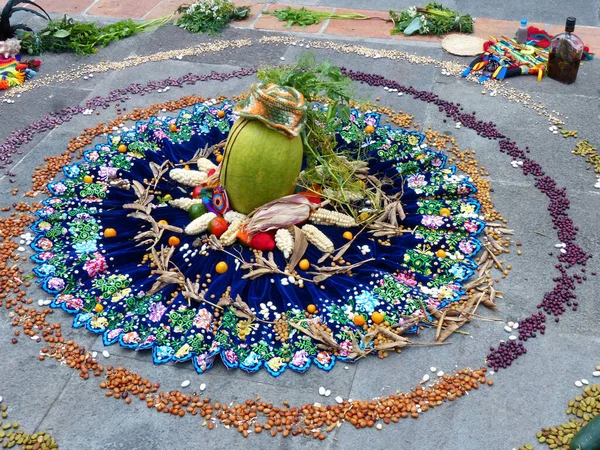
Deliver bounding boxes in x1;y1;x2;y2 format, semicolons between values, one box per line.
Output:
343;231;353;240
169;124;178;132
168;236;181;247
215;261;228;274
83;175;93;184
94;303;104;313
216;154;223;163
184;165;190;170
371;311;385;324
298;259;310;271
365;125;375;134
439;208;451;216
358;212;370;221
353;315;366;326
436;249;447;258
117;144;127;153
103;228;117;238
307;304;317;314
217;110;225;118
158;220;169;226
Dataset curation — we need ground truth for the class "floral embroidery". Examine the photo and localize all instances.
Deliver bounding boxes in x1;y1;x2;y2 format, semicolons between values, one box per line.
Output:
31;104;483;377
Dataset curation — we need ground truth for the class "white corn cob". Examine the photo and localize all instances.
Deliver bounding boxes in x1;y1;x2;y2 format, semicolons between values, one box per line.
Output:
224;210;247;224
219;218;245;246
310;209;357;227
185;212;216;235
301;224;334;254
322;187;364;202
275;228;294;259
169;168;207;187
196;158;217;172
169;198;204;211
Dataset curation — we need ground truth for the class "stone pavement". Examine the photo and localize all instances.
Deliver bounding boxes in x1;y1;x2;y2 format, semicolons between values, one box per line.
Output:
1;7;600;450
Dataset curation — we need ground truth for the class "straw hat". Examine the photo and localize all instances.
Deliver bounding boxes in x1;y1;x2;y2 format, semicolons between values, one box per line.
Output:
235;84;307;137
442;34;486;56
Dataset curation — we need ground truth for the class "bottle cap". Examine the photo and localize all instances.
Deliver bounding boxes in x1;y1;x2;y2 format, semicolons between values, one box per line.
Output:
566;17;576;31
521;19;527;25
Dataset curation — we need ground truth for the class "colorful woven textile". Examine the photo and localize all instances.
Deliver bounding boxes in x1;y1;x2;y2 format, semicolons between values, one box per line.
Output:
235;83;306;137
30;101;483;376
462;26;593;82
0;56;38;90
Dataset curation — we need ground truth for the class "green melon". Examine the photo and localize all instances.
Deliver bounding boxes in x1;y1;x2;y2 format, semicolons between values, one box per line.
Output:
221;118;303;215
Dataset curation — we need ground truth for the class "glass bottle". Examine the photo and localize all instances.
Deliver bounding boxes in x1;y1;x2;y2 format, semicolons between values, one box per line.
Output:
547;17;584;84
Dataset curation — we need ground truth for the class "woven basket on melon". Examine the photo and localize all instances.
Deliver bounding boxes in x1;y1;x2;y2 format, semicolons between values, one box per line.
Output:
220;84;307;215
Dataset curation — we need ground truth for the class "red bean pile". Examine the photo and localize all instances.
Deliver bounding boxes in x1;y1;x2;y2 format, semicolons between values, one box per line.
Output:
487;341;527;371
517;312;546;340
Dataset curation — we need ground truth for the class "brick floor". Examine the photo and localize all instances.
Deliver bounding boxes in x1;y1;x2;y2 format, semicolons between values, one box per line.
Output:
254;4;334;33
230;1;266;28
143;0;184;20
87;0;163;19
323;8;391;39
37;0;96;15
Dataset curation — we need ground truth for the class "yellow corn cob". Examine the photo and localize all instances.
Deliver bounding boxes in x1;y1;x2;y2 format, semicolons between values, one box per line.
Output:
310;208;357;227
219;218;245;246
301;224;334;254
184;212;216;235
169;168;207;187
169;198;204;211
275;228;294;259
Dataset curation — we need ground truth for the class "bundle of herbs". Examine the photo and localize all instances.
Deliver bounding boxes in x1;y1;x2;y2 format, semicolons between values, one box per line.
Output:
256;55;384;220
390;3;473;36
264;6;371;28
18;15;171;55
174;0;250;35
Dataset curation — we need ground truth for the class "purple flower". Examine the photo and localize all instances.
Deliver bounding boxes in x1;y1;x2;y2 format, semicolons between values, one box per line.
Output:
224;350;238;364
47;277;65;291
53;183;67;194
148;302;167;322
98;166;118;181
422;215;444;229
459;240;475;254
291;350;309;367
407;174;427;189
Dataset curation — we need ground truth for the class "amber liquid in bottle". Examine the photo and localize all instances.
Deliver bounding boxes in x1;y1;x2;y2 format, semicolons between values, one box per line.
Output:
547;17;584;84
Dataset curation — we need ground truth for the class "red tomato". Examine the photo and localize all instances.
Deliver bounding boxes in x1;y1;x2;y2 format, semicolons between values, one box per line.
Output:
191;186;203;199
208;217;228;238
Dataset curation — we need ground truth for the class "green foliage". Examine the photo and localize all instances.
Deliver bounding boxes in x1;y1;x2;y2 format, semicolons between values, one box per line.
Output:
257;55;370;211
389;3;473;36
18;15;171;56
174;0;250;35
265;7;370;28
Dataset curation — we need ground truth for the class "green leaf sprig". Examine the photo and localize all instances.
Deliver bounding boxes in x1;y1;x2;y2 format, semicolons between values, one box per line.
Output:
18;14;172;56
265;6;370;28
390;3;473;36
174;0;250;35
